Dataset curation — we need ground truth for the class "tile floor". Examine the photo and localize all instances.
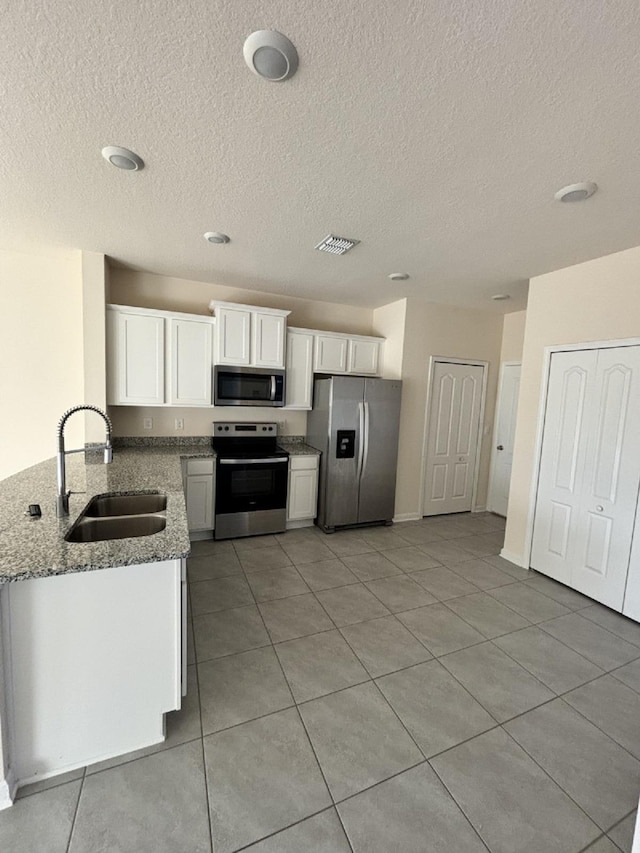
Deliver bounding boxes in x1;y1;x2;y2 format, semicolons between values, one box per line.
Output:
3;512;640;852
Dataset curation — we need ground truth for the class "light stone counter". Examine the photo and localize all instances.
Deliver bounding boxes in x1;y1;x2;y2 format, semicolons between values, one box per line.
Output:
0;441;215;583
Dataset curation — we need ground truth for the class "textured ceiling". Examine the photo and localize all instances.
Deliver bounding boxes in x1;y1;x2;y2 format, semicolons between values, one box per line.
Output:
2;1;640;312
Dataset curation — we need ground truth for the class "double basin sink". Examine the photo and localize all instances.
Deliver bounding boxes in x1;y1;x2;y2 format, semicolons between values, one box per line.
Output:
65;492;168;543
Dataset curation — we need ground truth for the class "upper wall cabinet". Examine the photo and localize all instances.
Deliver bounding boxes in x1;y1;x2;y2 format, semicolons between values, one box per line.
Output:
107;308;166;406
313;330;384;376
210;301;290;369
169;317;214;406
285;329;314;410
107;305;214;407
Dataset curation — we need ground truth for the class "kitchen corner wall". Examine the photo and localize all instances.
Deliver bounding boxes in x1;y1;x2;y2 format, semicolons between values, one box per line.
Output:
107;267;375;438
0;248;85;481
504;243;640;565
500;309;526;362
374;298;504;520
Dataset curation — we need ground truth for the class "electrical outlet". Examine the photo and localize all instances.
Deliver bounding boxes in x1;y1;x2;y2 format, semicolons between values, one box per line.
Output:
175;418;184;430
143;418;153;430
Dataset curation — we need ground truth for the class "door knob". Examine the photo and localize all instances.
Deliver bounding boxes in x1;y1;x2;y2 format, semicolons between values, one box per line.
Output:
595;505;604;512
497;445;504;451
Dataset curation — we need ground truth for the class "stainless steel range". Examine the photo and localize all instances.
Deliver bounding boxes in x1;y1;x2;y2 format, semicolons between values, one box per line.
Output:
212;422;289;540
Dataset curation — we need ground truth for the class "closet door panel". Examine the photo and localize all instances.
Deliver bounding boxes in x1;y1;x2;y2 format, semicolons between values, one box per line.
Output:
571;347;640;609
530;351;596;584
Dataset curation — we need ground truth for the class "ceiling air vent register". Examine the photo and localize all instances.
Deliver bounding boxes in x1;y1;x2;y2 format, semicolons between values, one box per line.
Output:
314;235;360;256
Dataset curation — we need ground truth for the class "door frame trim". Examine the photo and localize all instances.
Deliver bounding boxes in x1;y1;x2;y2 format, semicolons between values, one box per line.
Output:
487;361;521;515
420;356;489;517
520;337;640;570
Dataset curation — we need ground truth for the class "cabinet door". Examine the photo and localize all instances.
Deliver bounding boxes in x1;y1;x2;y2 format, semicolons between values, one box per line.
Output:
288;468;319;520
348;339;380;375
110;311;165;405
253;313;286;368
314;334;348;373
185;474;214;531
285;331;314;409
170;318;213;406
215;307;251;365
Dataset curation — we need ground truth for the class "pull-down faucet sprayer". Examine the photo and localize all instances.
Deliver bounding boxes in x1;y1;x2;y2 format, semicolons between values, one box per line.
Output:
56;405;113;517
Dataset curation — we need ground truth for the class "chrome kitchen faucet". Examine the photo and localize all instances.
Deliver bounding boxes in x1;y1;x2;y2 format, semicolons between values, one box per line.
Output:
56;405;113;517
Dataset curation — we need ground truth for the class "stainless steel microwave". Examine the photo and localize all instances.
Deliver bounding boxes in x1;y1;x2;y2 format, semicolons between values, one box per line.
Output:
213;365;286;407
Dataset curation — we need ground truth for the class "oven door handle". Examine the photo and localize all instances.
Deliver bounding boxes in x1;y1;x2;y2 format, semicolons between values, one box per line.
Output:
219;457;289;465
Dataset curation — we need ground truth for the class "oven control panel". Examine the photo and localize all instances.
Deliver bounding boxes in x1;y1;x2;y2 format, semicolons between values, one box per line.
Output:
212;422;279;436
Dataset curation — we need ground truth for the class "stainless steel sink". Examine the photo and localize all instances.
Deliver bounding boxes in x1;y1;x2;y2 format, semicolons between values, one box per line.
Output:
65;491;168;543
66;513;167;543
83;493;167;517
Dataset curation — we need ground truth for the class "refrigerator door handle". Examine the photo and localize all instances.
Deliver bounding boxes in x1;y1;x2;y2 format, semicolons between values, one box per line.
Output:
362;401;370;481
357;401;365;481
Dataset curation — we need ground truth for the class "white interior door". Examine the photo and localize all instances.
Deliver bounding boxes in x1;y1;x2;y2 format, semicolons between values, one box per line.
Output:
423;361;484;516
489;364;521;517
531;345;640;610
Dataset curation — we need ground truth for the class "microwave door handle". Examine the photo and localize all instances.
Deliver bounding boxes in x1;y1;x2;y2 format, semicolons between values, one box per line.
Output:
270;375;276;401
356;402;365;482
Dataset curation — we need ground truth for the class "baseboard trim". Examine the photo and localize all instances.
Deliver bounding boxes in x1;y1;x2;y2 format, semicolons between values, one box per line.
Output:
500;548;529;569
286;519;314;530
393;513;421;523
0;768;17;810
472;505;487;514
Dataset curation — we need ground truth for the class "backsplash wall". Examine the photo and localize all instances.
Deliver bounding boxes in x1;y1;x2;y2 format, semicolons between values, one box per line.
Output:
109;405;307;438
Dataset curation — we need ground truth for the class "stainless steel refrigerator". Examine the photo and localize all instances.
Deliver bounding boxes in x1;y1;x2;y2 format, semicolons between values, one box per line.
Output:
306;376;402;531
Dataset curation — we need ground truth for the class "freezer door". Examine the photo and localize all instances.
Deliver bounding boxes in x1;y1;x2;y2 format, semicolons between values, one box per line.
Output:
323;376;365;528
358;379;402;524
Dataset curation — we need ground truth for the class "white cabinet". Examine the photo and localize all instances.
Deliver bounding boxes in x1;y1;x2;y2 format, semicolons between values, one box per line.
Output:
210;301;289;368
313;331;384;376
183;458;215;535
170;318;213;406
253;312;287;368
107;309;165;405
214;306;251;365
314;334;348;373
107;305;214;408
287;455;319;527
348;338;380;375
285;329;314;410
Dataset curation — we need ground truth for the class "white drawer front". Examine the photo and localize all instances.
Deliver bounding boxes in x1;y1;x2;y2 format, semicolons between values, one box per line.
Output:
290;454;319;471
186;458;214;476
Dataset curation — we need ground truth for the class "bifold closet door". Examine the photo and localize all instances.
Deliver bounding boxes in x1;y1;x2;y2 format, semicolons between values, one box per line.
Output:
531;345;640;611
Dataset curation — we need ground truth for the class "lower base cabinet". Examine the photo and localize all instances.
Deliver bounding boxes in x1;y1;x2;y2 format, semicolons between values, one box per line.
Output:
287;455;319;527
182;458;215;538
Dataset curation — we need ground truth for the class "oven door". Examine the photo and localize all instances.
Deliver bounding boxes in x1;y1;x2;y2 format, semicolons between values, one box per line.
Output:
216;457;289;514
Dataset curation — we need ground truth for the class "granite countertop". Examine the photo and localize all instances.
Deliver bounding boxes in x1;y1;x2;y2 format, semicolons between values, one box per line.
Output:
0;441;215;584
278;437;321;456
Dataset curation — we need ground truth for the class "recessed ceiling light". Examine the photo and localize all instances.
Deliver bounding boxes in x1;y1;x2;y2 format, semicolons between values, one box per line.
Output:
492;294;511;301
203;232;230;244
554;182;598;203
101;146;144;171
388;273;409;281
243;30;299;81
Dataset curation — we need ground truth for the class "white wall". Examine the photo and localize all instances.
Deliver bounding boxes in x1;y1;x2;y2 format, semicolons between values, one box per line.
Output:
82;252;108;442
375;299;503;520
500;310;526;363
109;268;375;335
504;244;640;563
0;249;85;480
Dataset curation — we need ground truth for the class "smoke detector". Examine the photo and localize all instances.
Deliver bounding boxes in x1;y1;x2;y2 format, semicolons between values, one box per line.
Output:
554;182;598;203
243;30;299;81
204;232;230;244
492;294;511;301
389;273;409;281
101;146;144;171
315;235;360;256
